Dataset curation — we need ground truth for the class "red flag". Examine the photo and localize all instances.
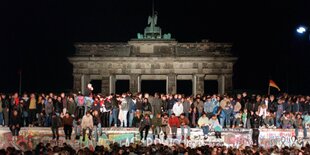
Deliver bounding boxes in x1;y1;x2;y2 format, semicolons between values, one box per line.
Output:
269;80;280;91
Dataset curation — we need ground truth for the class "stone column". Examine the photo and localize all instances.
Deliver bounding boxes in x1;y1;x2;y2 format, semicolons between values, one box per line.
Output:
130;74;140;93
225;74;233;92
109;75;116;94
167;74;176;94
101;76;110;95
192;75;196;96
193;74;205;96
81;74;90;95
73;74;82;92
218;75;225;95
137;75;141;92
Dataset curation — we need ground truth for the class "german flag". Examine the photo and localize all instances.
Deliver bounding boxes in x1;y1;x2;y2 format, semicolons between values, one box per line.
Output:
269;80;280;91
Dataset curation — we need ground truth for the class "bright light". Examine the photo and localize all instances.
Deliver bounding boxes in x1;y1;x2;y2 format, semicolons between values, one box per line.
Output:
297;26;306;34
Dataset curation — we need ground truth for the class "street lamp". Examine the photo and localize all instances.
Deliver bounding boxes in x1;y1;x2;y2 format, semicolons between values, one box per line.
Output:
296;26;310;40
297;26;306;34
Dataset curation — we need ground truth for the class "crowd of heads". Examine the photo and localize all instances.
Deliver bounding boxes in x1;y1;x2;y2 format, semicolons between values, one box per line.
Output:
0;142;309;155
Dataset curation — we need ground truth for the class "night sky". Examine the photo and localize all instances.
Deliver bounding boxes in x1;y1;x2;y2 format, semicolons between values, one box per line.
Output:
2;0;310;95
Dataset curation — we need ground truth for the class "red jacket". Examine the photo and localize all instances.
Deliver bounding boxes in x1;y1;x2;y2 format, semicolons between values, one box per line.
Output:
169;116;180;127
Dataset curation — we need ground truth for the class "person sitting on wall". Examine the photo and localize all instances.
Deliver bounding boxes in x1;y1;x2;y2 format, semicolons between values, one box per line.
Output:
151;113;162;140
168;113;179;139
139;114;152;141
161;113;170;140
198;112;210;139
179;113;191;140
10;109;21;141
294;113;307;139
210;114;222;139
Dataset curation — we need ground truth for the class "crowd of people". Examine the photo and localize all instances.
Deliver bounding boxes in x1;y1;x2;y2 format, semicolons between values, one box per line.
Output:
0;91;310;144
0;141;308;155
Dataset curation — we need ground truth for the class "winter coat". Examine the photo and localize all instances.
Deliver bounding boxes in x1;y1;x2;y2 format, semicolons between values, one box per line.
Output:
179;117;190;126
152;117;162;127
51;115;62;128
198;116;210;127
67;101;76;115
182;101;191;114
152;98;163;116
132;115;143;127
62;116;73;126
81;115;94;129
194;100;204;113
168;117;180;127
172;103;183;117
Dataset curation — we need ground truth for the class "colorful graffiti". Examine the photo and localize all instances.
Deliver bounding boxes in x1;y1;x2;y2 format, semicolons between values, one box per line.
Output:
1;127;310;151
259;129;310;148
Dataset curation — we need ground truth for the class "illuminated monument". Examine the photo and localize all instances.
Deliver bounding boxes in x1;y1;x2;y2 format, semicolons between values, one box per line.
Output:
69;11;237;95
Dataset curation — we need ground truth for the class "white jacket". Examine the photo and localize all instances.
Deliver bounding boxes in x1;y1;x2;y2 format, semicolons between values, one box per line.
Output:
173;103;183;117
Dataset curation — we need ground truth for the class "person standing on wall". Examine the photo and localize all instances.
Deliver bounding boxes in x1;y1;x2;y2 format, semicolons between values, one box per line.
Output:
51;112;62;141
62;112;73;140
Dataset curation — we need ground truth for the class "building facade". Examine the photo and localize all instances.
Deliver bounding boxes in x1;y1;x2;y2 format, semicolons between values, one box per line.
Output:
69;14;237;95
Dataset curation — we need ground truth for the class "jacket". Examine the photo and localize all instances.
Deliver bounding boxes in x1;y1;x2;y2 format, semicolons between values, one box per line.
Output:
172;103;183;117
151;117;162;127
179;117;190;126
81;115;94;129
169;117;180;127
198;116;210;127
62;116;73;126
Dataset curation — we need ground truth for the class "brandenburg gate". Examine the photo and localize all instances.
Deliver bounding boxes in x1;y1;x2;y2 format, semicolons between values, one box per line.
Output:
69;13;237;95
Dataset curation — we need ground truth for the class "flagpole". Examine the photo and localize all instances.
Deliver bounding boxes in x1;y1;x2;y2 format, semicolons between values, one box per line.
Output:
19;70;22;96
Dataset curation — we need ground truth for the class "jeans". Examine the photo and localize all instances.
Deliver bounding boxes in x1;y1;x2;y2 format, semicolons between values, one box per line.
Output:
74;123;81;137
28;109;36;125
94;123;102;142
82;127;93;141
184;113;189;119
152;126;161;137
110;108;119;127
171;126;177;136
168;109;172;116
64;125;72;140
45;114;52;127
102;111;110;127
202;126;209;135
225;113;231;127
181;125;190;136
128;111;134;127
276;113;281;128
121;110;128;127
52;127;59;140
0;112;3;126
3;109;9;126
252;128;259;145
10;126;20;136
232;118;241;127
295;127;307;138
219;117;224;127
140;125;150;140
